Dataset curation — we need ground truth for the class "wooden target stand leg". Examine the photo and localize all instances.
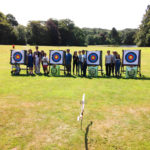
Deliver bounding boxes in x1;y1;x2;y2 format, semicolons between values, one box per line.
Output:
26;66;29;75
49;64;51;76
137;65;142;77
121;65;125;77
100;64;104;76
64;65;66;76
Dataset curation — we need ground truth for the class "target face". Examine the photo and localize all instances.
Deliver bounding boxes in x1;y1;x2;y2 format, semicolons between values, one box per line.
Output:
126;66;138;78
123;50;140;66
88;53;98;63
88;66;98;77
49;50;64;65
89;68;96;76
51;68;57;75
13;52;23;62
87;51;101;65
11;50;26;64
125;52;137;63
52;53;61;62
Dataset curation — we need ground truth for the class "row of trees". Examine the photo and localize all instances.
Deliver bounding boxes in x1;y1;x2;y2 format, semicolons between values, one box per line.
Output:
0;5;150;46
83;28;137;45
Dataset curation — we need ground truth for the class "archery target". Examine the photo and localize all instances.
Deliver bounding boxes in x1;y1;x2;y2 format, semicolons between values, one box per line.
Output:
51;67;57;75
87;51;101;65
50;50;64;65
11;50;25;64
123;50;140;66
88;66;98;77
51;65;60;76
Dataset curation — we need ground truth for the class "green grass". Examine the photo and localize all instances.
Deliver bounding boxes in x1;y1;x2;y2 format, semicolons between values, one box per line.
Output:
0;45;150;150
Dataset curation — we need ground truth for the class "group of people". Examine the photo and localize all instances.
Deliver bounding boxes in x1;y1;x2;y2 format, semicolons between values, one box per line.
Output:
65;49;87;76
17;46;121;77
65;49;121;77
27;46;49;75
105;50;121;77
26;47;88;76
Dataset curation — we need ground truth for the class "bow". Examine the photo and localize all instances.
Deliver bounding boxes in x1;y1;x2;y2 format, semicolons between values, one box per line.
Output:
77;93;85;129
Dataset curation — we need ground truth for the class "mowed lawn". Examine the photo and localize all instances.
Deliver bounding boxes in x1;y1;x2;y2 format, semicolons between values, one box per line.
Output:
0;45;150;150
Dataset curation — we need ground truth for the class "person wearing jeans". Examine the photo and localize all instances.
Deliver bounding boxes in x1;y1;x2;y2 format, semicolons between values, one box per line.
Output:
115;54;121;77
111;51;117;76
65;49;72;76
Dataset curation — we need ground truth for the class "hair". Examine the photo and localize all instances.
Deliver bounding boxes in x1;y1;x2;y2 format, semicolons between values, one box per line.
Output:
28;49;32;54
74;51;77;55
116;54;120;59
36;46;38;50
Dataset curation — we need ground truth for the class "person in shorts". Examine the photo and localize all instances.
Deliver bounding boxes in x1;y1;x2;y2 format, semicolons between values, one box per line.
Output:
42;53;49;75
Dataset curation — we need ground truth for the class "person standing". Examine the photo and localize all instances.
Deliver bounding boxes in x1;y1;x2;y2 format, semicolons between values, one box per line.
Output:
27;49;34;75
111;51;117;76
78;51;82;76
65;49;72;76
81;50;87;77
73;51;79;75
42;53;49;75
41;50;45;72
115;54;121;77
105;50;112;76
34;46;41;74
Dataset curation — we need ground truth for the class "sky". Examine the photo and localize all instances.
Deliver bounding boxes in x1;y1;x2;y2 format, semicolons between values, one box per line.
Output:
0;0;149;30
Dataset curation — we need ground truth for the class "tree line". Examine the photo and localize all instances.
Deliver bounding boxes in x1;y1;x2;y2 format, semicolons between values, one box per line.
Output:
0;5;150;46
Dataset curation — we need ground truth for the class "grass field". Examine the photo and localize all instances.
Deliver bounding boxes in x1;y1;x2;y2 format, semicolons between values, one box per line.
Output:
0;45;150;150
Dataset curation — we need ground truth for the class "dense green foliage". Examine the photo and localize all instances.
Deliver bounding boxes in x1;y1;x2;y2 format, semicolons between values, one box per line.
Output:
136;5;150;46
0;4;150;46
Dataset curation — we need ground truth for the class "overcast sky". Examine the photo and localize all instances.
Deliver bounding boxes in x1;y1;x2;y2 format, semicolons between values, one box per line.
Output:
0;0;149;30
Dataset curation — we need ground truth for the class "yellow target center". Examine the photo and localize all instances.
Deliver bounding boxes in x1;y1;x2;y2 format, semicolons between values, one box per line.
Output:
92;56;95;60
129;56;133;59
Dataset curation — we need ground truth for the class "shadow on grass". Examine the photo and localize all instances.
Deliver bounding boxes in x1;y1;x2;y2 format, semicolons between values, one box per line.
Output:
48;74;77;78
85;121;93;150
10;74;150;80
11;74;36;77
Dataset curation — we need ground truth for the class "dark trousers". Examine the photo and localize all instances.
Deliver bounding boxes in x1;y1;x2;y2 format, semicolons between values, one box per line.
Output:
82;63;87;77
115;62;121;76
106;63;111;76
78;62;82;75
73;62;78;75
111;63;115;75
66;64;71;75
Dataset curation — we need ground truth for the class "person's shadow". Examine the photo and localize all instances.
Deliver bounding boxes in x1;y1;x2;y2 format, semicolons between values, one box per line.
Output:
85;121;93;150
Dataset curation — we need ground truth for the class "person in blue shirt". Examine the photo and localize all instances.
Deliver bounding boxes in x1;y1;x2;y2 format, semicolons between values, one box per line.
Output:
27;49;34;75
65;49;72;76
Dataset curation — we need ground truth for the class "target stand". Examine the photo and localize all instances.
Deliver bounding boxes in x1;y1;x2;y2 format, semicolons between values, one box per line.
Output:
121;50;142;77
49;50;66;76
86;50;104;77
10;50;28;75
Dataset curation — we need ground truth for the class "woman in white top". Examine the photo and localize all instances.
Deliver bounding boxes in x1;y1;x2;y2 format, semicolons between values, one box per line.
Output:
105;50;112;76
34;46;41;74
